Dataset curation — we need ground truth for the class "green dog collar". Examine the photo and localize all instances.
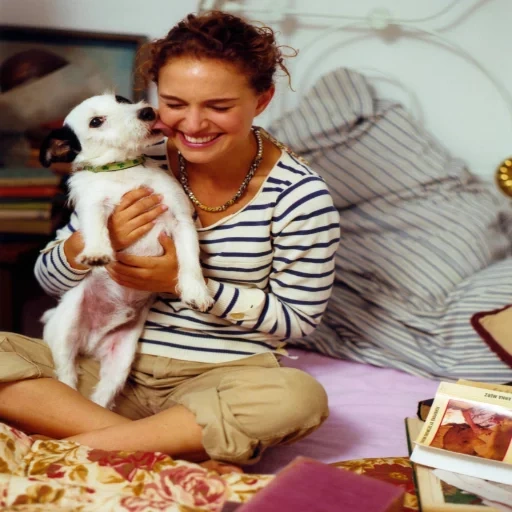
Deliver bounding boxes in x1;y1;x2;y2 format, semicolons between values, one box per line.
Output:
82;155;146;173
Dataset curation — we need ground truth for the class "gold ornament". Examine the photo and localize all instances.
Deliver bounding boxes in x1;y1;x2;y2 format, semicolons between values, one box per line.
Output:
496;158;512;197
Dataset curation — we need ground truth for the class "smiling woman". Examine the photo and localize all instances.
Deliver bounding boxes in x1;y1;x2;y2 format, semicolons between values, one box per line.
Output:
154;57;271;171
0;10;340;471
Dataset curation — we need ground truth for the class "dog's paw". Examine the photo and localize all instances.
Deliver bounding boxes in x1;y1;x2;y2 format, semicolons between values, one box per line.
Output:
77;249;114;267
90;388;115;409
57;372;78;390
179;278;214;312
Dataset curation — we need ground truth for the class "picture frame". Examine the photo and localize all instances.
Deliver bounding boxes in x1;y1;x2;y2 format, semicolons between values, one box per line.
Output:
0;24;148;100
0;25;149;167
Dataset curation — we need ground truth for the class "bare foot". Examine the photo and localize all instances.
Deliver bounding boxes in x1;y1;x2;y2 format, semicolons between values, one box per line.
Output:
199;460;244;475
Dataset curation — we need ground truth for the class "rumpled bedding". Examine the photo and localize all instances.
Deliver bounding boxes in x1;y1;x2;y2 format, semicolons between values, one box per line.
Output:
270;67;512;382
0;421;273;511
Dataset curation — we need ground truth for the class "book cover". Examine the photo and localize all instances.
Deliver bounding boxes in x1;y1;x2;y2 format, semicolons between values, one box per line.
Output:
410;382;512;485
0;167;61;187
406;417;497;511
237;456;404;512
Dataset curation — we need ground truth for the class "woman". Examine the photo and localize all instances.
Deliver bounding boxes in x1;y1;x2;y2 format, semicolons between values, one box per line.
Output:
0;11;340;470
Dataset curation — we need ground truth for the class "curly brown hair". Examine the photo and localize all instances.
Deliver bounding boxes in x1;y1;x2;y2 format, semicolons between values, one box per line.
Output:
141;11;296;93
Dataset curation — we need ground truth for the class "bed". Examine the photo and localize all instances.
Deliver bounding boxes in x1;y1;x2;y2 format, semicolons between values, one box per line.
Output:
2;1;512;510
0;350;436;511
244;0;512;476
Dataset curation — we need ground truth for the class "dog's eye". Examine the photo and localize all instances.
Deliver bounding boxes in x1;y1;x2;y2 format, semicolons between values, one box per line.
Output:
89;117;104;128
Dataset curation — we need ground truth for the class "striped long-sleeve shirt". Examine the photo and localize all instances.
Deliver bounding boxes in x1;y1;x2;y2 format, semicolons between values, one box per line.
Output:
35;148;341;363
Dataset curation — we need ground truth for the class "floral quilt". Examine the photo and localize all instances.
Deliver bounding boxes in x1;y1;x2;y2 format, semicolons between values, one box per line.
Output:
0;421;416;511
0;422;272;511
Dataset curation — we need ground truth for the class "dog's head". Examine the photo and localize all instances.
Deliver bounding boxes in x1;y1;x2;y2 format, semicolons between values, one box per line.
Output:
39;93;163;168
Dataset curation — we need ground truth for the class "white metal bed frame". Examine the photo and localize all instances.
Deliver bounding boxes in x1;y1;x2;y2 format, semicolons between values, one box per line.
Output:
198;0;512;181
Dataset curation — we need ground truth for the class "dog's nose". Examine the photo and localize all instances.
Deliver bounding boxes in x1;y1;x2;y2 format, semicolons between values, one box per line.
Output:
137;107;156;122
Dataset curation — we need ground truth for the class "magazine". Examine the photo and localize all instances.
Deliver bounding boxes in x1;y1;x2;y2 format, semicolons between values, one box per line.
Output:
417;381;512;422
406;417;498;511
410;382;512;485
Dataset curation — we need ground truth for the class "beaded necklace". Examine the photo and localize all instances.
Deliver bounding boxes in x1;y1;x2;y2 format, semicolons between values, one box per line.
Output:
178;126;263;213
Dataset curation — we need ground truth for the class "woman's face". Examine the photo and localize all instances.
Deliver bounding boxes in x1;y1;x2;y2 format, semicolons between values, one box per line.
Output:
154;57;273;165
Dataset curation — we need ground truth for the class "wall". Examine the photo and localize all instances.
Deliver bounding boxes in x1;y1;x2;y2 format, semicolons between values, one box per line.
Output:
0;0;197;39
218;0;512;178
2;0;511;177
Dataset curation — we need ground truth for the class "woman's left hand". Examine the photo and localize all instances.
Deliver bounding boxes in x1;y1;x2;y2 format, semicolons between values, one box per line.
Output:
106;233;179;294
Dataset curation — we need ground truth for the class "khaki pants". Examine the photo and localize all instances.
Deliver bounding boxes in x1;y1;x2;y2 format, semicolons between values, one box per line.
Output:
0;332;329;464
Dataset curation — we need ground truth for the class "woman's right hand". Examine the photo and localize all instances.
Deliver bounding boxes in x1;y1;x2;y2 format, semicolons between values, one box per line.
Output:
108;187;168;251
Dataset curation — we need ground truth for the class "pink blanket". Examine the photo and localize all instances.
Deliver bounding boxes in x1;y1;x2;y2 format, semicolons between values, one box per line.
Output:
252;349;439;473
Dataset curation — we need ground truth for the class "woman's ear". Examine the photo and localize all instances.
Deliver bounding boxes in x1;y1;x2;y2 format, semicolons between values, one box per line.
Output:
255;86;275;116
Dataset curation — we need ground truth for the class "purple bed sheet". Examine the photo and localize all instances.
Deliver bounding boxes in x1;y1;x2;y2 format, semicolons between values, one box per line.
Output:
251;348;440;474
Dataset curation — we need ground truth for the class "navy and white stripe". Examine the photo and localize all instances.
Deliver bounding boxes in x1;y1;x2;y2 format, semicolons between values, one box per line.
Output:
36;211;89;296
34;150;341;363
270;67;512;382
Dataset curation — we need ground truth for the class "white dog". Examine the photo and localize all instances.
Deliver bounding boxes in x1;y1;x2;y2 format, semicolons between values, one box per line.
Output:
39;93;212;409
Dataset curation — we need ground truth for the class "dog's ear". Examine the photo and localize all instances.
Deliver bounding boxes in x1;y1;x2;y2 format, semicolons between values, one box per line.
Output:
115;95;133;104
39;125;82;167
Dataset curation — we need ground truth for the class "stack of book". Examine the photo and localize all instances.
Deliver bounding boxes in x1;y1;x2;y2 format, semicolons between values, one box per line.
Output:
406;379;512;511
0;166;63;235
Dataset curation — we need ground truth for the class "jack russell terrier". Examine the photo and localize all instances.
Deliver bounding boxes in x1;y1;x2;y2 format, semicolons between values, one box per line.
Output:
39;93;212;409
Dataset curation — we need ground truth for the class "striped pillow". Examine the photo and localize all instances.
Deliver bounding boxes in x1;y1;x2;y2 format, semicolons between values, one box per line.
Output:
270;67;512;381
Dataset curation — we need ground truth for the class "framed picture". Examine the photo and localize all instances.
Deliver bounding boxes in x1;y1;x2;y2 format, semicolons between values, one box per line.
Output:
0;25;149;167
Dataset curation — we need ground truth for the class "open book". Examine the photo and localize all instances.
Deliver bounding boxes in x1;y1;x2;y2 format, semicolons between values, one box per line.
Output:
410;381;512;485
405;417;498;511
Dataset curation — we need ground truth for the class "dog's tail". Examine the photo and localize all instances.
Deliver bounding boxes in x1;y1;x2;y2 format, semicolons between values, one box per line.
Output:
40;308;57;324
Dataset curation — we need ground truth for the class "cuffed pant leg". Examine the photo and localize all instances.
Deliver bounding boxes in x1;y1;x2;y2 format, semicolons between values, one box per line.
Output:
0;331;148;420
0;332;55;381
0;331;103;398
170;360;329;465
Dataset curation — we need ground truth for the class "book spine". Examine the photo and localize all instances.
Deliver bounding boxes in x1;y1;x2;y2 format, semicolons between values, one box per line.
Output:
0;186;60;198
0;209;51;220
0;178;60;187
0;202;52;210
0;166;61;187
0;218;54;235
